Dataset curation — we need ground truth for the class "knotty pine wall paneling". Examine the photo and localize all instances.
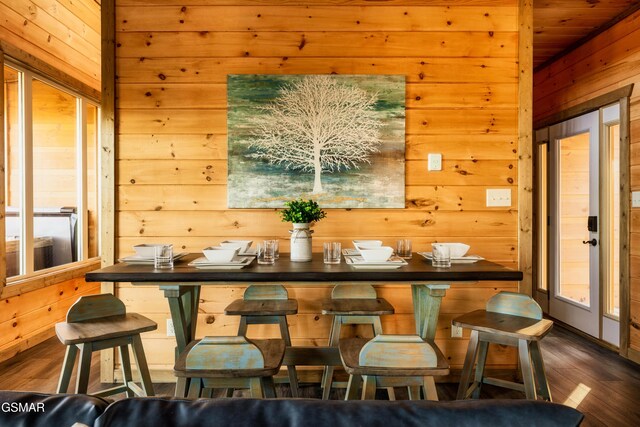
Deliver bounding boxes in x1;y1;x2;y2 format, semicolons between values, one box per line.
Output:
114;0;521;380
0;0;101;363
533;9;640;360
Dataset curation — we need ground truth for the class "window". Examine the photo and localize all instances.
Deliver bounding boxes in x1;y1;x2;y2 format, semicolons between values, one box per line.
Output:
3;61;100;280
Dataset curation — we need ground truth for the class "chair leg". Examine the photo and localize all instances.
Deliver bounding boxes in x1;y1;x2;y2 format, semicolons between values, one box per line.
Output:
322;316;341;400
408;386;421;400
249;378;264;398
118;345;135;397
423;376;438;401
262;376;277;398
457;330;480;400
472;340;489;399
361;375;377;400
278;316;299;398
75;343;93;394
57;345;78;393
530;341;552;401
175;378;187;397
518;339;537;400
187;378;203;398
370;317;395;400
345;374;363;401
237;316;248;336
131;334;155;396
201;388;213;398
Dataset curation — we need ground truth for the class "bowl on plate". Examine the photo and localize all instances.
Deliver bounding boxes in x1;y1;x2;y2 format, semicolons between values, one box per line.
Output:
203;246;240;263
220;240;253;253
359;246;394;262
353;240;383;251
133;244;166;258
435;243;470;258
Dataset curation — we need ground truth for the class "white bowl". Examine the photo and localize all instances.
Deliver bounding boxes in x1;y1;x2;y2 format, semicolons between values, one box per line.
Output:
203;246;240;263
359;246;394;262
353;240;383;251
436;243;470;258
220;240;253;253
133;244;166;258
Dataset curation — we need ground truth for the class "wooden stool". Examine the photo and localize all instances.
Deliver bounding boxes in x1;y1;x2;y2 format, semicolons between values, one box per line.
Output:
454;291;553;401
339;335;449;400
55;294;157;397
224;285;299;397
173;336;285;398
320;284;395;400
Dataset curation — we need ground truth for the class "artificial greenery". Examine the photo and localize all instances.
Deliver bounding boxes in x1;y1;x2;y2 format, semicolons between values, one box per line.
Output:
279;199;327;224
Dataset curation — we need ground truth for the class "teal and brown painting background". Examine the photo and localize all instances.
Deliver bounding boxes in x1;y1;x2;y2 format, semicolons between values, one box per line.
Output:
227;74;406;208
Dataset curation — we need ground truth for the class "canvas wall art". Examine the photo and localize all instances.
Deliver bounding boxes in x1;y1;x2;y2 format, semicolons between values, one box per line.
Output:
227;74;405;208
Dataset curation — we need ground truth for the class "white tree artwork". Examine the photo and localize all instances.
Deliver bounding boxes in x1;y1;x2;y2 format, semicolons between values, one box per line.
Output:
227;74;405;208
249;75;383;194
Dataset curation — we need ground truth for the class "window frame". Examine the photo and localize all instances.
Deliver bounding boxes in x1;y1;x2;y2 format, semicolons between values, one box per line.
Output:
1;55;101;298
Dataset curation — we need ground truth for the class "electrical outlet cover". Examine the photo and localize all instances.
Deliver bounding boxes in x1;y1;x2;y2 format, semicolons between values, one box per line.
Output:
427;153;442;171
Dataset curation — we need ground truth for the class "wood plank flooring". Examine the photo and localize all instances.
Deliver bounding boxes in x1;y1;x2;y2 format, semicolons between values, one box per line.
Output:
0;326;638;426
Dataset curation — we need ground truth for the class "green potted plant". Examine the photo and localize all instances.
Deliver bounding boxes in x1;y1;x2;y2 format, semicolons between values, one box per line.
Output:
279;199;326;262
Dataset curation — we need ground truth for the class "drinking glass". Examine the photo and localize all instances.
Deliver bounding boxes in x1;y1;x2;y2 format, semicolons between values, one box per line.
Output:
257;240;276;265
431;243;451;268
273;239;280;259
396;239;412;259
154;244;174;269
323;242;342;264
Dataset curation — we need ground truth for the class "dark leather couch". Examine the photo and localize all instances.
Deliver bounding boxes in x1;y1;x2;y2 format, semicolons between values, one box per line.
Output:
0;390;583;427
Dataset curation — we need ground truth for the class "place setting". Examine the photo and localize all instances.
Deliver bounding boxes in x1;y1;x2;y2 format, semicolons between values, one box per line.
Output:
342;240;409;269
188;240;258;269
417;243;484;266
118;244;188;267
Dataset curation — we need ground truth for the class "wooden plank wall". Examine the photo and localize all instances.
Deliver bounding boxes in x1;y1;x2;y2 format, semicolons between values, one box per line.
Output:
0;0;101;362
114;0;521;378
533;9;640;357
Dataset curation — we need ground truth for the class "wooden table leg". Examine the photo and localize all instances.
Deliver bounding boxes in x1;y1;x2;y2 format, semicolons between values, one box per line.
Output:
457;330;480;400
411;284;449;341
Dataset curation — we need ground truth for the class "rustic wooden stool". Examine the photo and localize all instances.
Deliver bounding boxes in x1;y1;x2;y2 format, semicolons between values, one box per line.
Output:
454;291;554;401
173;336;285;398
339;335;449;400
224;284;299;397
320;284;395;400
55;294;157;397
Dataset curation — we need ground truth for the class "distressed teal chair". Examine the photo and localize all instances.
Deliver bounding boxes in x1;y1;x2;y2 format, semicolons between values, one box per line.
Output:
173;336;285;398
454;291;553;401
55;294;156;397
224;284;299;397
339;335;449;400
321;284;395;400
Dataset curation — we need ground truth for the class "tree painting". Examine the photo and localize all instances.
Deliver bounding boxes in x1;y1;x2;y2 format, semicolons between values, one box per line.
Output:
249;75;383;194
227;74;405;208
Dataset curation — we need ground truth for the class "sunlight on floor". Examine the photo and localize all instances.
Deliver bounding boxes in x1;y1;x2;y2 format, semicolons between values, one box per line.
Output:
563;383;591;408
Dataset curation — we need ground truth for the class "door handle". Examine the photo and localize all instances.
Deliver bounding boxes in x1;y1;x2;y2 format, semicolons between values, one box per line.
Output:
582;239;597;246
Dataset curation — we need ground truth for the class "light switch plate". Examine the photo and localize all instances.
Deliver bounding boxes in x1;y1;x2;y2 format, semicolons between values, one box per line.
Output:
486;189;512;207
451;324;463;338
166;319;175;337
428;153;442;171
633;191;640;208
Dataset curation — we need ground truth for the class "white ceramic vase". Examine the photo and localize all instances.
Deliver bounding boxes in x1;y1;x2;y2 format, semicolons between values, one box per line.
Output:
290;223;313;262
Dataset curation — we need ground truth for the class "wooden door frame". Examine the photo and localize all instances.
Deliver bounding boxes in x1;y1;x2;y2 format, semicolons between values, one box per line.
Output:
533;85;633;359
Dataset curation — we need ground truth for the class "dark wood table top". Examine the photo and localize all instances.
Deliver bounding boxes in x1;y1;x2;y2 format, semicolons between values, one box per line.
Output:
86;253;523;284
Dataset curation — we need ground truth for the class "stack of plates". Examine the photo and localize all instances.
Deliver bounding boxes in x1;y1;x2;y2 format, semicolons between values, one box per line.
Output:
188;256;253;270
417;252;484;263
118;252;188;265
344;255;408;270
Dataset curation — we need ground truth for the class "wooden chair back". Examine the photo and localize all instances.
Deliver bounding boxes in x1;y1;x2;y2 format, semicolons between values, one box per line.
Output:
359;335;437;368
332;284;377;299
486;291;542;320
66;294;126;323
186;336;265;370
244;285;288;300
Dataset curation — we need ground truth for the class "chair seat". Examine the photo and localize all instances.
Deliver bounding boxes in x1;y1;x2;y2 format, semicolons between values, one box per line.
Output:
339;337;450;377
452;310;553;341
174;338;285;378
321;298;394;316
55;313;157;345
225;298;298;316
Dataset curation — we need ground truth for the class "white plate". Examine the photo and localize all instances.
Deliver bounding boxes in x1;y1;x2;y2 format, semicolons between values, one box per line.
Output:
417;252;484;263
345;255;407;269
188;256;253;269
119;252;188;265
239;248;257;256
342;248;361;256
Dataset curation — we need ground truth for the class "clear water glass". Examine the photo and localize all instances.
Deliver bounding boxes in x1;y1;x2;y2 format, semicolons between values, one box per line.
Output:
431;243;451;268
323;242;342;264
396;239;412;259
154;244;174;269
257;240;276;265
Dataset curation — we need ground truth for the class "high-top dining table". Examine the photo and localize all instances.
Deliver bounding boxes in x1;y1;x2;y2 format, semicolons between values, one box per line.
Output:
86;253;522;381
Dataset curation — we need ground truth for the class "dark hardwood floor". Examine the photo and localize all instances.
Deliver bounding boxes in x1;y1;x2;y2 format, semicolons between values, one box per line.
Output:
0;326;638;426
